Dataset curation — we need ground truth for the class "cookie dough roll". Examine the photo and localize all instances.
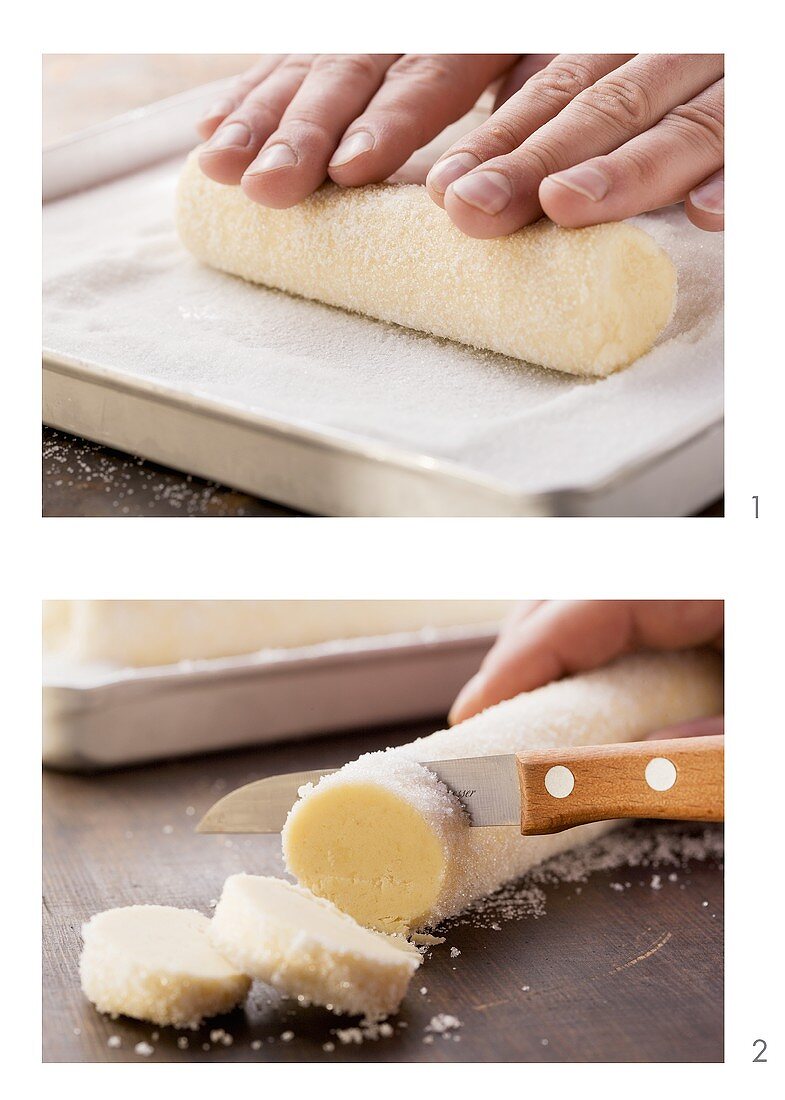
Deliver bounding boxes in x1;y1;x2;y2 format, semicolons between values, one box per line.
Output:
283;651;723;933
176;151;676;377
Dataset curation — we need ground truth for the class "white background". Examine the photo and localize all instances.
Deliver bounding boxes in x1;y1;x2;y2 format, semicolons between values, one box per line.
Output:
17;0;784;1089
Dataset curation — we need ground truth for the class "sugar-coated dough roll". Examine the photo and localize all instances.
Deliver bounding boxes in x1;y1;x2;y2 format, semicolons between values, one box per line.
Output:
79;906;251;1028
45;599;509;667
176;150;676;377
210;875;421;1019
283;651;723;933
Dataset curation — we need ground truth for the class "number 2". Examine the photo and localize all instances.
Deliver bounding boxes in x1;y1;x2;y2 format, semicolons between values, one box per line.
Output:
753;1039;767;1062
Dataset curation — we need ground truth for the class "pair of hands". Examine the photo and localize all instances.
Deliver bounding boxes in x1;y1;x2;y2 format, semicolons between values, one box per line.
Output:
450;600;724;737
197;53;724;238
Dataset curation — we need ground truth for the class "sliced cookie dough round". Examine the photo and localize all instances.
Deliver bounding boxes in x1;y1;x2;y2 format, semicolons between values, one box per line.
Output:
210;875;421;1019
80;905;251;1028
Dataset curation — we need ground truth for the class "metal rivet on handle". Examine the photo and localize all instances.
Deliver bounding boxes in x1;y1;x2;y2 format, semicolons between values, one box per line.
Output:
645;757;677;792
544;765;575;799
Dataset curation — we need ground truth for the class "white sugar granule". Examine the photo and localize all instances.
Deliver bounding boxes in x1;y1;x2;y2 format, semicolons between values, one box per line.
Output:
43;159;721;497
107;1035;121;1048
444;824;722;932
450;947;461;958
134;1041;154;1056
426;1014;462;1034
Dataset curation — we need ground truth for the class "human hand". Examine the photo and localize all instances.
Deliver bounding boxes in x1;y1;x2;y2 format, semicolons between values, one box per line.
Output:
196;54;518;209
450;600;724;735
426;53;723;237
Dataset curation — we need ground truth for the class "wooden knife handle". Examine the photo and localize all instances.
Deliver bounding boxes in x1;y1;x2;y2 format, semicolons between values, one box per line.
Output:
516;735;724;836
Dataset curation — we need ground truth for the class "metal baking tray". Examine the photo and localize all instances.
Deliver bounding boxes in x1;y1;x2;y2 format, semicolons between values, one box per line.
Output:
43;623;497;771
42;84;723;517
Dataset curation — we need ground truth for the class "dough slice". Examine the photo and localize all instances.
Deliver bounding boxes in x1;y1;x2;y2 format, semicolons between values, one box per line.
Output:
79;905;251;1028
210;875;421;1019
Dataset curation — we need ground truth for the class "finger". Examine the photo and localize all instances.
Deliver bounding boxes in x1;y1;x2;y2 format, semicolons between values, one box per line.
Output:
327;54;518;187
448;600;724;724
198;56;314;185
443;55;724;236
540;79;724;227
242;55;397;208
196;56;284;139
493;54;557;110
685;168;724;231
645;717;724;740
427;54;633;205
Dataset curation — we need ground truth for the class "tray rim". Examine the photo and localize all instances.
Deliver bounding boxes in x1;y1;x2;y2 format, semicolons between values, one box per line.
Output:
43;347;723;517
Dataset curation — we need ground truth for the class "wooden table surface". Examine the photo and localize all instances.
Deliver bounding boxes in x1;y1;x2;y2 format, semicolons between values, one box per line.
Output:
43;718;723;1063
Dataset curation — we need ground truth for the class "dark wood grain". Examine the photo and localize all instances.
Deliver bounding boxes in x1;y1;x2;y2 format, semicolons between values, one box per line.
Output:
43;428;724;518
43;718;723;1063
42;428;302;518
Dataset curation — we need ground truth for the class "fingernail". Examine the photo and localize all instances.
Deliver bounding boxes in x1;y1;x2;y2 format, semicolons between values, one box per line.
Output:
450;170;512;215
202;97;235;121
547;164;610;202
426;152;481;194
205;122;252;151
246;143;298;174
448;672;486;726
689;175;723;214
329;130;375;167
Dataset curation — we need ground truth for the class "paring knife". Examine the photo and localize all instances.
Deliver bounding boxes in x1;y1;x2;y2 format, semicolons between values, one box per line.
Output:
197;735;723;836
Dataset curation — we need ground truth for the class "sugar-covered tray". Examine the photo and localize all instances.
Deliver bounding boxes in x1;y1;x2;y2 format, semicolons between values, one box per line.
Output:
43;623;497;771
42;85;723;517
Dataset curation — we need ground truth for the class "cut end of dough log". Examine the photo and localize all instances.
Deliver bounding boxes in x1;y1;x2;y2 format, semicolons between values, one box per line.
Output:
79;905;251;1028
177;150;676;377
209;875;421;1019
283;651;723;933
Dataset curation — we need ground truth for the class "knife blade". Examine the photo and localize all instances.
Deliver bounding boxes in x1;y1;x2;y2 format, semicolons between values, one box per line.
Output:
197;754;522;833
196;736;724;836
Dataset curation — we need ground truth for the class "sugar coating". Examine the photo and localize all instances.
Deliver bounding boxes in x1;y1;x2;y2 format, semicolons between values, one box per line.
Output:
46;599;508;667
284;651;722;931
210;875;420;1019
176;151;676;377
79;906;251;1028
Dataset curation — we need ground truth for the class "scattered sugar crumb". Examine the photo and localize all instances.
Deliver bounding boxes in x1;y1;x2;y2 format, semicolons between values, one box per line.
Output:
521;985;530;992
185;806;196;816
541;1038;549;1046
162;825;173;835
251;1039;262;1050
702;900;709;907
420;987;428;994
73;1027;81;1036
450;947;461;958
444;824;722;933
177;1036;189;1049
650;875;662;890
134;1041;154;1057
322;1042;335;1052
426;1014;462;1035
423;1035;434;1044
280;1030;294;1042
107;1035;121;1048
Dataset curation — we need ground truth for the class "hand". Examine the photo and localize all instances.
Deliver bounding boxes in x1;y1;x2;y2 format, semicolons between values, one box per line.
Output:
449;600;724;737
196;54;519;209
426;53;724;237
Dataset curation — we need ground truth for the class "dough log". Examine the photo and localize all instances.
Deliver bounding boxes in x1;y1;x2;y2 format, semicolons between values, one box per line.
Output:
45;599;509;667
176;150;676;377
283;651;723;933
